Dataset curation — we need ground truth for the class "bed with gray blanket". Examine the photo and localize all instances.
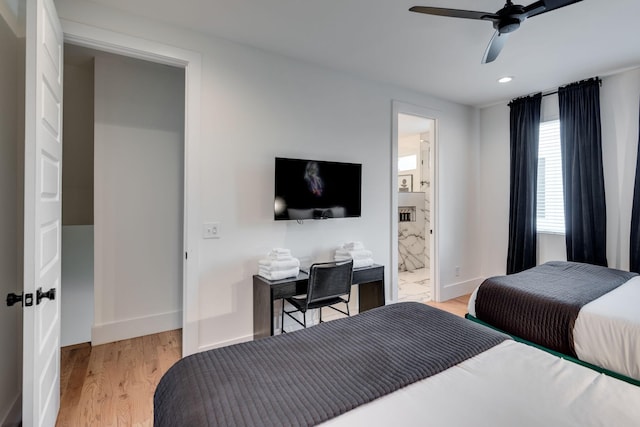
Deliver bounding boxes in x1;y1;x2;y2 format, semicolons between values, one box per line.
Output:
154;302;640;426
468;261;640;383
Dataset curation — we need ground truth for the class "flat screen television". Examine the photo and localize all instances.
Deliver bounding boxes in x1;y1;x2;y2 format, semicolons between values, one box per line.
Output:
274;157;362;220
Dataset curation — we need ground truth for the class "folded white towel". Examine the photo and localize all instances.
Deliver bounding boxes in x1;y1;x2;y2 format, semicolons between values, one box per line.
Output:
341;241;364;251
258;258;301;271
335;249;373;260
258;267;300;281
268;252;293;261
353;258;374;269
270;248;291;255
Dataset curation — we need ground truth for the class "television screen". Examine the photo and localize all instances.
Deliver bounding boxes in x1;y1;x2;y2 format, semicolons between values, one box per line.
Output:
274;157;362;220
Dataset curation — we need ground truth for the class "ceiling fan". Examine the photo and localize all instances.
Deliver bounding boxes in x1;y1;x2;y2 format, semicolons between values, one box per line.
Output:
409;0;583;64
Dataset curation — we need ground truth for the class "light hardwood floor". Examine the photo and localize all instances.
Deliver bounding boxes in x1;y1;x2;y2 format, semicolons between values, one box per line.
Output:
57;295;471;426
426;293;471;318
57;329;181;427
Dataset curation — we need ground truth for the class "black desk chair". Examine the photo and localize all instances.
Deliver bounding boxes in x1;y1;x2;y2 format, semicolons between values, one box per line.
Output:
281;259;354;333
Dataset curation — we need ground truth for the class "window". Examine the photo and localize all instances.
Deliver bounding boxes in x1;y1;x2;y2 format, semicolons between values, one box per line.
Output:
398;154;417;172
537;120;565;234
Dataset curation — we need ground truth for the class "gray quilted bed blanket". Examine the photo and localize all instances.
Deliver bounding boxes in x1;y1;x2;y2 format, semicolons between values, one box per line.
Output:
154;302;509;427
475;261;636;356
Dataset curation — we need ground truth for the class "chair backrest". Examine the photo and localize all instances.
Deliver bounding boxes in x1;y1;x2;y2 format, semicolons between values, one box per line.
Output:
306;259;354;305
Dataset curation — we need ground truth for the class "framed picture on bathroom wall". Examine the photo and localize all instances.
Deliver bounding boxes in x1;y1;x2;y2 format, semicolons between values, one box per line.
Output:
398;175;413;192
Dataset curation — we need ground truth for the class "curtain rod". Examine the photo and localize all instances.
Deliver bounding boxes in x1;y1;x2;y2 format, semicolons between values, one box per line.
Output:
517;77;602;102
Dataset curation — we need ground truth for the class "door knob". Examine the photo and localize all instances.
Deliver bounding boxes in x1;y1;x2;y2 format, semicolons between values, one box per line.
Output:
36;287;56;305
6;293;22;307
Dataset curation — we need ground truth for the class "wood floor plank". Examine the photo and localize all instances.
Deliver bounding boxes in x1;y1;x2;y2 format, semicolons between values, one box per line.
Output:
57;344;92;426
426;294;470;318
57;330;182;427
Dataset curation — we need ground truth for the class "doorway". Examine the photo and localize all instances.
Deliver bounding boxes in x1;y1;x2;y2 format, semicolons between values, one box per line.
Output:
390;101;438;304
62;20;202;356
396;114;435;303
60;44;185;347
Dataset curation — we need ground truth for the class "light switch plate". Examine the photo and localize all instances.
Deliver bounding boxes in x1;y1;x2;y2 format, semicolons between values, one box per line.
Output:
203;222;221;239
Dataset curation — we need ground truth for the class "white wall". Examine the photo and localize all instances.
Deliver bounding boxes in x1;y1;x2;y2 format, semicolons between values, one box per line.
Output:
0;10;22;426
56;0;479;350
479;67;640;278
601;68;640;270
478;102;510;277
438;108;482;298
61;226;94;346
93;52;184;344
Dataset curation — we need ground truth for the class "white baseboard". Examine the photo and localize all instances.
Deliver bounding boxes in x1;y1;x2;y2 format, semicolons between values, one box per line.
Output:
198;334;253;353
92;310;182;345
1;393;21;427
438;277;482;302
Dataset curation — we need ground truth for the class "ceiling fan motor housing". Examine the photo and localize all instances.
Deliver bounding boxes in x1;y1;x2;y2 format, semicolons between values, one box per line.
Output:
494;2;525;33
496;16;521;33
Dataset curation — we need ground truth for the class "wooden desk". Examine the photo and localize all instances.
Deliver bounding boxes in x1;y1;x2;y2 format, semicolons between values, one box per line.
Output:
253;264;385;339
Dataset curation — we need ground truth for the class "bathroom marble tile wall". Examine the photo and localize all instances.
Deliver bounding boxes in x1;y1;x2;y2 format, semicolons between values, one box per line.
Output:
398;192;426;272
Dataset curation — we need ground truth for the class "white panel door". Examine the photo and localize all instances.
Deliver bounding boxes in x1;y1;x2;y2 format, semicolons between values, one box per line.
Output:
23;0;63;425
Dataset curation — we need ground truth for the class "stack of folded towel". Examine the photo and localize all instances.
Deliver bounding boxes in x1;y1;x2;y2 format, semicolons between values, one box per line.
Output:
258;248;300;280
334;241;374;268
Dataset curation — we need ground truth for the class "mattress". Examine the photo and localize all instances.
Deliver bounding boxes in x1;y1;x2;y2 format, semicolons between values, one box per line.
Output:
468;269;640;382
324;340;640;426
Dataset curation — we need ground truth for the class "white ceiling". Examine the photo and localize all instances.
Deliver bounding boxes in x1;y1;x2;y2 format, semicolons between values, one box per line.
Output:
85;0;640;107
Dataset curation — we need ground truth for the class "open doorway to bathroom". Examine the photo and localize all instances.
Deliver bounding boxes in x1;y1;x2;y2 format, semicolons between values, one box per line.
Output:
397;113;435;303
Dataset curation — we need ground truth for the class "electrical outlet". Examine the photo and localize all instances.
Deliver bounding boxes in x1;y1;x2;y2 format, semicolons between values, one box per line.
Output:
203;222;221;239
455;266;460;277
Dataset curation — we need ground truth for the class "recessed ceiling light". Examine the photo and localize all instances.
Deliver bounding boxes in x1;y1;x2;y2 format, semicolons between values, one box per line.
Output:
498;76;513;84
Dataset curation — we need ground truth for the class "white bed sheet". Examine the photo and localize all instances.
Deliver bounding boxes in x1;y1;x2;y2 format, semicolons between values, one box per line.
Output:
574;275;640;380
467;275;640;381
323;340;640;426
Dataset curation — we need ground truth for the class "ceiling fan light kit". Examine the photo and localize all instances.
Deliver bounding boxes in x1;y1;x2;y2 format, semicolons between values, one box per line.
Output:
410;0;583;63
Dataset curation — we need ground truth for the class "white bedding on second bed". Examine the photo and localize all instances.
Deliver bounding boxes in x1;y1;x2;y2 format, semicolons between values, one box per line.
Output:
574;275;640;380
323;340;640;426
467;275;640;381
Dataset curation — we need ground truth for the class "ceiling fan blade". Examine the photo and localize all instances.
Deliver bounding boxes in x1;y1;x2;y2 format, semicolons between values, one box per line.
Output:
409;6;498;21
521;1;546;18
482;31;509;64
524;0;583;19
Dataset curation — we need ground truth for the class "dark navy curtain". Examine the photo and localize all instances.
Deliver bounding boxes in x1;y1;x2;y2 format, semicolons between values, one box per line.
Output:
631;100;640;273
507;93;542;274
558;78;608;266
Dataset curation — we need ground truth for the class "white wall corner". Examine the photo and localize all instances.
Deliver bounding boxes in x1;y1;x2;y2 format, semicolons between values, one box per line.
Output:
91;310;182;346
439;277;482;302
